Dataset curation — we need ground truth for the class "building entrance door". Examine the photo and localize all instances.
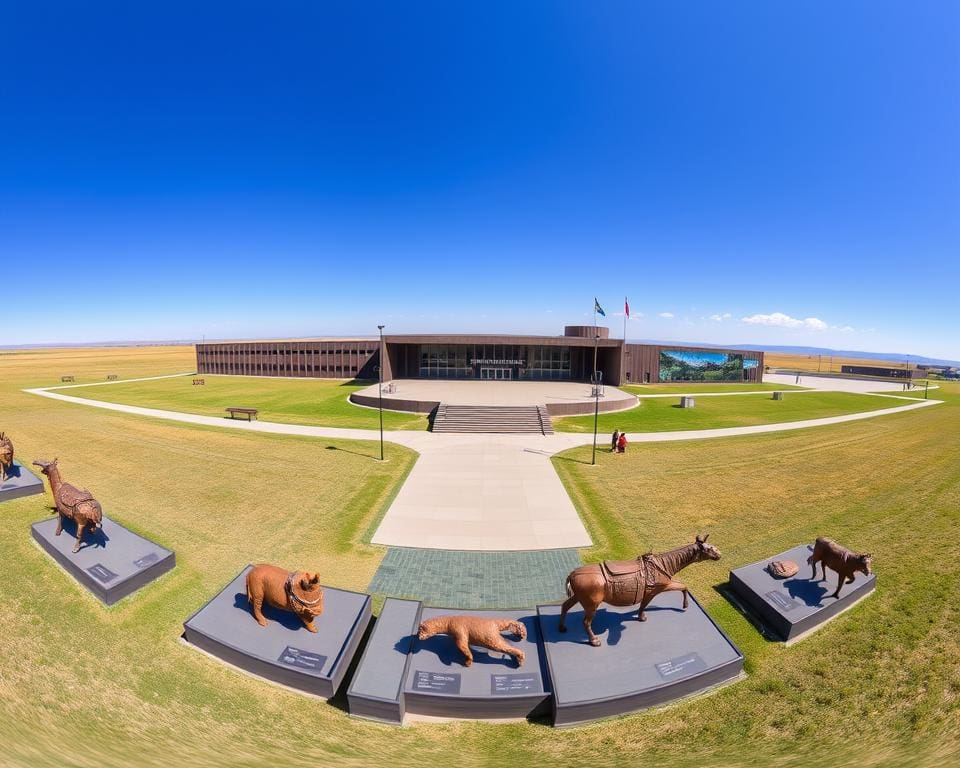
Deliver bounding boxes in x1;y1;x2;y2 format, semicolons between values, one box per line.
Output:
480;367;512;380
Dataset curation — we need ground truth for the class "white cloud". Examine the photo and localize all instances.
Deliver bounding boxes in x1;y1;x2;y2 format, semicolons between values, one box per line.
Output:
741;312;829;331
658;312;674;319
708;312;732;322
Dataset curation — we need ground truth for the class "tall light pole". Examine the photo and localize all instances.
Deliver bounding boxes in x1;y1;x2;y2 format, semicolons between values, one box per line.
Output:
591;331;600;466
377;324;385;461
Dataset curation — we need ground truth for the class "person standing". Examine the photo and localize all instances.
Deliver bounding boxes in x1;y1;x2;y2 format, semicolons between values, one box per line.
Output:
611;429;620;452
617;432;628;454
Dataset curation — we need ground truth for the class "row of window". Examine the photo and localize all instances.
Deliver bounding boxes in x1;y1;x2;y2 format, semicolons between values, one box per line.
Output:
199;348;376;356
202;362;360;374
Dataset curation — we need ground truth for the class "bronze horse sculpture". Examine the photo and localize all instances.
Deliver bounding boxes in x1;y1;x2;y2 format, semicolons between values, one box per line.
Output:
33;458;103;553
559;534;721;646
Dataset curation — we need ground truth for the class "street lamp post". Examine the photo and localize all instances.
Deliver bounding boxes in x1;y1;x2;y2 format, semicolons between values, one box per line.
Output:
377;324;385;461
591;331;600;466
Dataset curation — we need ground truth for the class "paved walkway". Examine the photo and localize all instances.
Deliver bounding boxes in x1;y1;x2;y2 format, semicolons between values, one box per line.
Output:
763;373;916;393
368;548;582;608
25;379;942;552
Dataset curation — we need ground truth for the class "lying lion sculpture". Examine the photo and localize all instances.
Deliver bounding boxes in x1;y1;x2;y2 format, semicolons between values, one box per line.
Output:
246;564;324;632
0;433;13;482
417;615;527;667
808;537;872;599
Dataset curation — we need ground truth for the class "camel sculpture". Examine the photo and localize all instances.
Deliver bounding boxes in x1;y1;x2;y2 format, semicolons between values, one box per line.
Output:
559;534;721;646
808;537;872;599
417;615;527;667
32;459;103;553
0;433;13;482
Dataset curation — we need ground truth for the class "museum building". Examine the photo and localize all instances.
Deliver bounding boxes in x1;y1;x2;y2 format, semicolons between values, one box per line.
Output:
196;326;763;387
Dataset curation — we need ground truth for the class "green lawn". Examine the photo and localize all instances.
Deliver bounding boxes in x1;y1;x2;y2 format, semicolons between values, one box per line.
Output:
553;382;959;766
2;346;957;767
554;390;906;433
64;372;429;430
623;381;808;395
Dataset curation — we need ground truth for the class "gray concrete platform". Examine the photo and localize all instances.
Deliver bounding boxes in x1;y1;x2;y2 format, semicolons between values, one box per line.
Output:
183;566;371;699
31;515;174;605
728;543;876;642
403;607;551;720
348;597;422;723
1;463;45;504
537;593;744;727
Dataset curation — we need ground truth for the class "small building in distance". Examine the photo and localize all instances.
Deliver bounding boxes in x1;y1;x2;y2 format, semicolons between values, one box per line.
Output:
195;326;763;387
839;364;926;380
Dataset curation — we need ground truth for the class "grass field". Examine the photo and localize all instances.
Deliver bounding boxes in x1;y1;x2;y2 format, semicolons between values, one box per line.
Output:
553;381;959;766
1;346;957;767
624;382;808;395
764;350;918;374
553;390;908;433
63;371;429;430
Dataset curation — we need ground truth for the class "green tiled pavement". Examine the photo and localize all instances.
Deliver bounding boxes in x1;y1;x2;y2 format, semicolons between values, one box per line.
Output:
368;548;583;609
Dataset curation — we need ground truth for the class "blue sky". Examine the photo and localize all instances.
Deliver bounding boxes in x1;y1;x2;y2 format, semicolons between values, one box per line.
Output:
2;2;958;359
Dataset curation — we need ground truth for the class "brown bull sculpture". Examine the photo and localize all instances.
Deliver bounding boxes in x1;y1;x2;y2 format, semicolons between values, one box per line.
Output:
33;458;103;553
559;534;721;646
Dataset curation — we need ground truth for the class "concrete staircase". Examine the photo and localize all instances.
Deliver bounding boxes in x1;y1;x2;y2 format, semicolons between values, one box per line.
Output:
432;404;554;435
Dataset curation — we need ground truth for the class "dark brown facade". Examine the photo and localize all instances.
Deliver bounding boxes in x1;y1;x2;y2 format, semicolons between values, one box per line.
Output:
196;340;379;379
196;330;763;386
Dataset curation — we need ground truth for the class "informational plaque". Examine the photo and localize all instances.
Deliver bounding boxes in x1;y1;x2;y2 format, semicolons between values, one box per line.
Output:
133;553;159;569
413;670;461;694
490;673;541;695
655;652;707;681
277;646;327;674
87;564;119;583
764;590;801;612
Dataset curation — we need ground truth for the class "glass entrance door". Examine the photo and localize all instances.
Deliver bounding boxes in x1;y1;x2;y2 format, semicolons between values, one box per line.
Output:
480;367;512;380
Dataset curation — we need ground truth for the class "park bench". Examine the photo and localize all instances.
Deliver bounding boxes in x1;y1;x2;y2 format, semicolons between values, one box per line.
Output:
61;375;75;383
226;407;258;421
106;374;118;381
193;378;206;386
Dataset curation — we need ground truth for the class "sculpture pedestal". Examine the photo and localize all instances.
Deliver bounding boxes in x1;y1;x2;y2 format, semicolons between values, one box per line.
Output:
1;463;45;504
31;515;174;605
403;607;550;721
183;566;371;699
728;543;876;643
348;602;550;724
537;593;744;727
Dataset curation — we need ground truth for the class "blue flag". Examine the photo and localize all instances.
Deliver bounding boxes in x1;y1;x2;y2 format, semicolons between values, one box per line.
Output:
594;298;605;317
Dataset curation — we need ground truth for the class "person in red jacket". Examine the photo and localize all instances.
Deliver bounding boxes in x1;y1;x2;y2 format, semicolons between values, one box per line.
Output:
617;432;627;454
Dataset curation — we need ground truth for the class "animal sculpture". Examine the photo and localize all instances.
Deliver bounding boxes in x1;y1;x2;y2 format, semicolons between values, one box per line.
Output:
0;433;13;482
559;534;721;646
417;615;527;667
245;564;325;632
32;458;103;553
807;537;872;599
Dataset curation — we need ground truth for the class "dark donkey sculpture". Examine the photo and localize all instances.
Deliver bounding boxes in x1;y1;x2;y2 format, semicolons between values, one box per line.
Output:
559;534;721;646
33;458;103;553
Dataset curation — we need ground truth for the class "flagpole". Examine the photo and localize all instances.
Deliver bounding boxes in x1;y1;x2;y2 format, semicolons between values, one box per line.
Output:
623;297;627;341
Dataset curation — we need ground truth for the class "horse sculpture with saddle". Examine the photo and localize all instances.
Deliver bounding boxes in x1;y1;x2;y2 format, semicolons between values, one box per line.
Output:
559;534;721;646
32;458;103;553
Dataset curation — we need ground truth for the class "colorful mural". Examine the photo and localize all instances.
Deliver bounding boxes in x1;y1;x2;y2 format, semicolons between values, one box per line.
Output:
659;349;758;382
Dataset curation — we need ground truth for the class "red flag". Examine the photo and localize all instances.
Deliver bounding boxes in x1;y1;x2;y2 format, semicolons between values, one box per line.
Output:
625;297;630;318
